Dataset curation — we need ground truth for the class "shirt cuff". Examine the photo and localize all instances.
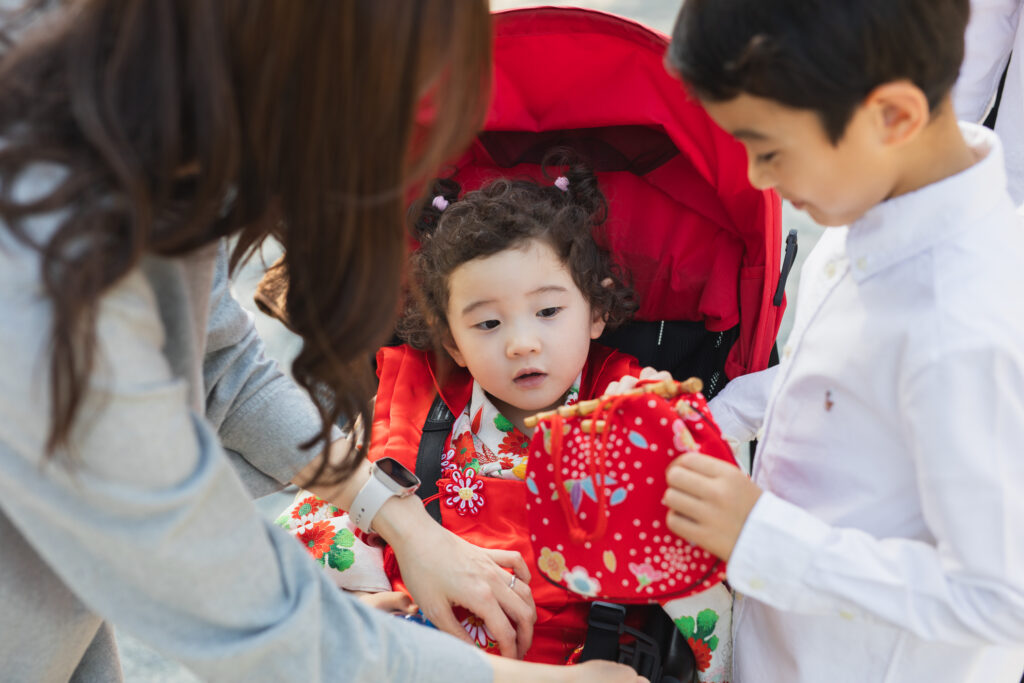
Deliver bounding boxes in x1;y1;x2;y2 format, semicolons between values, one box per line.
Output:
727;491;832;609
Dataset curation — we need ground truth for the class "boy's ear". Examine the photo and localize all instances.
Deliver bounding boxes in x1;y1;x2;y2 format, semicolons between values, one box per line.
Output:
441;330;467;367
865;80;930;147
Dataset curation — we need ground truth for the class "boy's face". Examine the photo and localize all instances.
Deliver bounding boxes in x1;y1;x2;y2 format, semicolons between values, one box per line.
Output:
703;93;896;226
444;239;606;429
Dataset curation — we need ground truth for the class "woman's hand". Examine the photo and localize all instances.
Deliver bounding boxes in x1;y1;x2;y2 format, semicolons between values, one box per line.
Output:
603;366;673;396
376;495;536;658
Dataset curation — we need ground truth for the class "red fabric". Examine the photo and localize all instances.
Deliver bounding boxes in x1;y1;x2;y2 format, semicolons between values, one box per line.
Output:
436;8;784;377
372;342;640;663
525;386;734;603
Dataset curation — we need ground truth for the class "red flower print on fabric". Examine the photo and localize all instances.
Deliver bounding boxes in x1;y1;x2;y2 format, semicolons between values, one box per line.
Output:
442;468;486;516
297;520;335;560
291;495;327;521
452;432;476;470
499;429;529;458
687;636;713;672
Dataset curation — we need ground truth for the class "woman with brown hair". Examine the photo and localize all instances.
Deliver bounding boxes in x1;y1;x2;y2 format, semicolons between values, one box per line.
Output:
0;2;641;681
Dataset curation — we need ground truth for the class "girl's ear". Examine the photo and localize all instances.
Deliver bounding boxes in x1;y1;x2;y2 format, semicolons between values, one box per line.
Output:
442;330;467;367
590;277;612;340
590;311;607;340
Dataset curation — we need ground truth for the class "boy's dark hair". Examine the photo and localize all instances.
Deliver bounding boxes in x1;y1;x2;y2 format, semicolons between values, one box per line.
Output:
668;0;970;143
399;154;636;350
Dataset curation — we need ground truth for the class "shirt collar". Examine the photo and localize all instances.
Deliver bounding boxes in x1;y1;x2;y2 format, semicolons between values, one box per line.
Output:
845;123;1012;282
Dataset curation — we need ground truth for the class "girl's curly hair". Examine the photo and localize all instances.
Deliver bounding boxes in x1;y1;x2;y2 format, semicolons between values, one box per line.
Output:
399;153;636;351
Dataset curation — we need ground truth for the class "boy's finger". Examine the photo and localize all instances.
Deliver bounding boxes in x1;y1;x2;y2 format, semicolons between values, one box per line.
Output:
662;486;703;515
665;460;714;498
677;451;736;477
665;509;703;545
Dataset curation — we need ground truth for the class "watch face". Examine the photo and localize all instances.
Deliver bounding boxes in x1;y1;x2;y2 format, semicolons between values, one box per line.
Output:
376;457;420;489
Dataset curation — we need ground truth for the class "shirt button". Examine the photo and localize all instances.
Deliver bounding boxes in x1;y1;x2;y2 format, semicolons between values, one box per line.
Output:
782;344;793;359
825;261;837;278
855;257;868;271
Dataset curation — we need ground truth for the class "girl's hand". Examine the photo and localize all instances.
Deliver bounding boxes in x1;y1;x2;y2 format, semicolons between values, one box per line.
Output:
380;496;536;659
604;366;673;396
351;590;417;615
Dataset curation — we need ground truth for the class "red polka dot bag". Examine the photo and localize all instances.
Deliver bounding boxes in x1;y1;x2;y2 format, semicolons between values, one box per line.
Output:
524;378;736;603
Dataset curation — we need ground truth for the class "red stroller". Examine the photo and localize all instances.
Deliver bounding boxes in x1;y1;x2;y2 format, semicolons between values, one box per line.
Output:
451;7;786;396
400;6;788;679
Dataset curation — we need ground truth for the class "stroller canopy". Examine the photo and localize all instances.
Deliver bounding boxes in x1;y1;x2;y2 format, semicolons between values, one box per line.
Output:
448;7;784;380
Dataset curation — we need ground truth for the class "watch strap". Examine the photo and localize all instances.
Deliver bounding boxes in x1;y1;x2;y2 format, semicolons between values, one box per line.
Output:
350;473;395;534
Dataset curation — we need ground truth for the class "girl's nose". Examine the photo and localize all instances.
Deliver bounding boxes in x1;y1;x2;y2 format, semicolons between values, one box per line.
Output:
506;328;541;358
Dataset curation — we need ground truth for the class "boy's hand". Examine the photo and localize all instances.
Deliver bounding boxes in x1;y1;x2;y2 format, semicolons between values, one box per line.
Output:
663;452;762;562
604;366;673;395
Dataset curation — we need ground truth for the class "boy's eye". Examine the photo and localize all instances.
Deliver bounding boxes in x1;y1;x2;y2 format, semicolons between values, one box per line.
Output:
474;319;500;330
537;307;562;318
755;151;778;164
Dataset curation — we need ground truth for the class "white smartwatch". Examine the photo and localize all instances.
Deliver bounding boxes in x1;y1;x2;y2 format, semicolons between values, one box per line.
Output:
350;457;421;533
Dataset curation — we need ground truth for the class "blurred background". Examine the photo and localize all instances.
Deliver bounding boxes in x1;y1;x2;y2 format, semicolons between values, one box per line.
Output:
118;2;824;680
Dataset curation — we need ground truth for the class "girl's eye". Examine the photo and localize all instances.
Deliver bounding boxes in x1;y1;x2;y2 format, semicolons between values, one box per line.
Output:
474;319;500;330
537;307;562;318
755;151;778;164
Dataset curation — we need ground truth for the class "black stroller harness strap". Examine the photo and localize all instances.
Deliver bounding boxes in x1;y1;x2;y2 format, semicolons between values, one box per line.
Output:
414;394;455;524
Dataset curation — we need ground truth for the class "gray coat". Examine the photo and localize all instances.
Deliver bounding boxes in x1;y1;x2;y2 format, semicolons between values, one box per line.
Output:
0;164;489;682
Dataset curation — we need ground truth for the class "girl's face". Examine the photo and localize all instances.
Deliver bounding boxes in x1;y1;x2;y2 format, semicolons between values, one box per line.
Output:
443;239;606;432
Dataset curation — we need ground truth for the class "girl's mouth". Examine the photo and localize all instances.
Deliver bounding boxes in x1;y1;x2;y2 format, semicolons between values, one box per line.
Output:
514;370;547;387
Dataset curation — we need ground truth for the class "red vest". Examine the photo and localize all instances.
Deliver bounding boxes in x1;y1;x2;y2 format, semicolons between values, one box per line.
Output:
371;343;640;663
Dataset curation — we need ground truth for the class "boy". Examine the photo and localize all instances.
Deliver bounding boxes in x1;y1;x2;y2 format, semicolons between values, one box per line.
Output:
661;1;1024;681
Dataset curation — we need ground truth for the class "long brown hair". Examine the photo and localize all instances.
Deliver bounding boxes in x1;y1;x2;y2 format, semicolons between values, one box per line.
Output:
0;1;491;481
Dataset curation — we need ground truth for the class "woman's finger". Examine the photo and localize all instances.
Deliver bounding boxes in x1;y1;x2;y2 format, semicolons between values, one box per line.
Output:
484;548;532;584
490;569;535;658
421;601;478;649
473;594;523;659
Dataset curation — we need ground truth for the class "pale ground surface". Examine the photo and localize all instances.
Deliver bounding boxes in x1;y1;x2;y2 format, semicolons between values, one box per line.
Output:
118;2;824;679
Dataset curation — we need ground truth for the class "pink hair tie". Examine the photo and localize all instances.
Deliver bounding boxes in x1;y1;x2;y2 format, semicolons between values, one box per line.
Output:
554;176;570;192
432;195;450;211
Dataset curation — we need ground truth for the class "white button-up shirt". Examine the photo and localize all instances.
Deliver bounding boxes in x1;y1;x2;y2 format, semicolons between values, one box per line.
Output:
717;124;1024;682
954;0;1024;204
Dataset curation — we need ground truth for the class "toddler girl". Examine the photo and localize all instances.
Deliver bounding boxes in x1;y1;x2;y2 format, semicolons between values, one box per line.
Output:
277;158;731;678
